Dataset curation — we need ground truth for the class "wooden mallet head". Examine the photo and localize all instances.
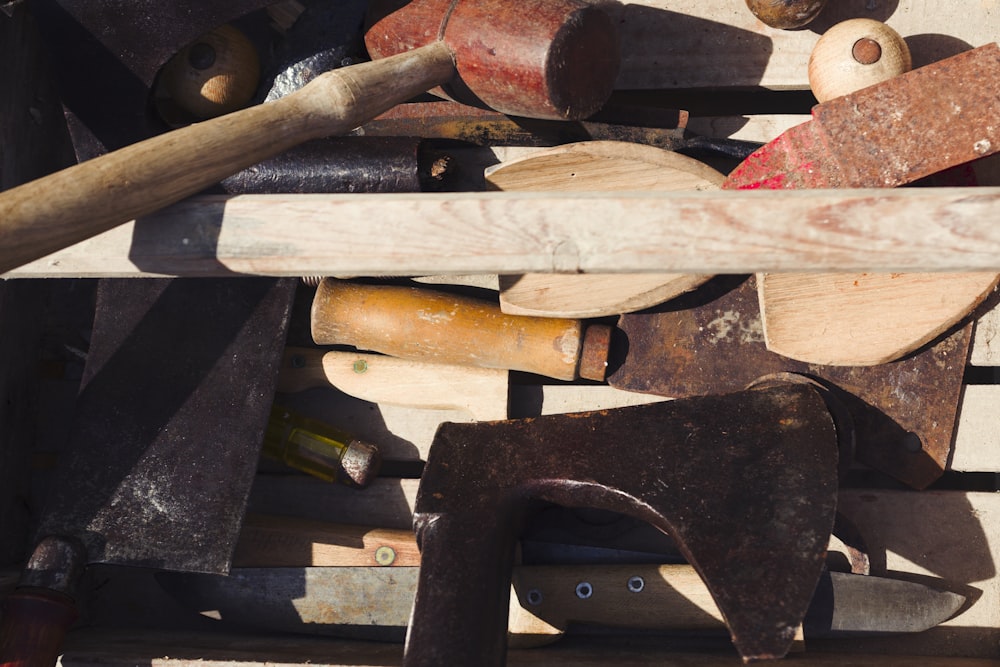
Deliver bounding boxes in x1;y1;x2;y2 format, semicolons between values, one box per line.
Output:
365;0;621;120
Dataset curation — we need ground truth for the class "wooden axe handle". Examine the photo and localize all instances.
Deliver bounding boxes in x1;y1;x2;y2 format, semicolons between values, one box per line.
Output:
311;280;610;381
0;42;455;275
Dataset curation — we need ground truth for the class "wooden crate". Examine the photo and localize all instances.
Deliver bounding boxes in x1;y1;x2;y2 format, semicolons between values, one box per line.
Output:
1;1;998;665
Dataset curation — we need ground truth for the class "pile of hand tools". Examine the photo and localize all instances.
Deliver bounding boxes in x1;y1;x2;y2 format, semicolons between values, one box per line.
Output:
0;1;997;666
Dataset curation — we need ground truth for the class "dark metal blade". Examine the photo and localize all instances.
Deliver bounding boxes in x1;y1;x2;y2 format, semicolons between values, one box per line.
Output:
806;571;965;636
37;277;296;574
608;274;970;489
157;566;963;639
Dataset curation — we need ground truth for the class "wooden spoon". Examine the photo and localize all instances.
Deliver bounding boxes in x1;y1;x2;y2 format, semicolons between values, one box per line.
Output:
485;141;725;318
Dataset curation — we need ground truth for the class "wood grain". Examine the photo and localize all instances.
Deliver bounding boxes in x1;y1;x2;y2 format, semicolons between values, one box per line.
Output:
0;42;456;275
757;272;1000;365
486;142;721;318
7;188;1000;278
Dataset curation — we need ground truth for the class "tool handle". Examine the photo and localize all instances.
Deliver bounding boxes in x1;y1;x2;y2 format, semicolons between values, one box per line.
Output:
310;280;611;381
0;588;78;667
0;42;455;275
278;348;509;420
234;513;420;567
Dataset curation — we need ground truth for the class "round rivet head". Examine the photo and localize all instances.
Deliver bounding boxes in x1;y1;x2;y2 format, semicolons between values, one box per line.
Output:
627;575;645;593
353;359;368;373
575;582;593;599
374;546;396;566
526;589;543;606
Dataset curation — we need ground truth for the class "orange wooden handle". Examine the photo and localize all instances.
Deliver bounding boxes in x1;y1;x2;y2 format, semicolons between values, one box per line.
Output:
310;280;610;381
0;588;77;667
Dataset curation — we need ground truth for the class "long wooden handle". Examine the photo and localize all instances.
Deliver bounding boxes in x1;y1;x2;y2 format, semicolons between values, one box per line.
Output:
310;280;611;381
233;513;421;568
0;42;455;275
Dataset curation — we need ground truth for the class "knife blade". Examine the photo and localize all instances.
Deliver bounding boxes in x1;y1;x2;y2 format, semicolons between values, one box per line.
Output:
156;565;963;647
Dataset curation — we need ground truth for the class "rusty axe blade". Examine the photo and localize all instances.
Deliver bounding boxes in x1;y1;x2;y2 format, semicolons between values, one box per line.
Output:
404;382;840;665
607;275;970;490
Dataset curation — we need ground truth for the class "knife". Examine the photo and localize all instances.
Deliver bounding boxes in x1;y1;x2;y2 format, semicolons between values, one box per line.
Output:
156;565;963;648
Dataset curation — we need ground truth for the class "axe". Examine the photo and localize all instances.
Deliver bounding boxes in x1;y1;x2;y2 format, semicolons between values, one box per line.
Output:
403;381;843;665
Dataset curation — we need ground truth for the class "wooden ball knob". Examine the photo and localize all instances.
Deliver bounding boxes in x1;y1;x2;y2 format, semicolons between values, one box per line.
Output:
155;24;260;122
808;19;912;102
745;0;827;30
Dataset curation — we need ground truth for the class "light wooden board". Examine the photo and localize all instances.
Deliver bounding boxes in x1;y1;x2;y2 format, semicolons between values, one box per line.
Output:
486;142;722;318
612;0;1000;90
6;188;1000;278
58;629;1000;666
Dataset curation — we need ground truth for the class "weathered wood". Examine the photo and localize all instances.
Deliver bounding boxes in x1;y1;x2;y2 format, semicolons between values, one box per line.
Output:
614;0;999;90
7;188;1000;278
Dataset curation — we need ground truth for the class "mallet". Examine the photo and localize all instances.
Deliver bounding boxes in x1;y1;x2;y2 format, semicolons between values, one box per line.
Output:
0;0;619;275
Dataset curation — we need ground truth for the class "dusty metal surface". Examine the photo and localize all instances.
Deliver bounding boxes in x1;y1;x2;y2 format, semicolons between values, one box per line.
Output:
405;382;840;665
725;43;1000;189
36;277;296;573
608;275;971;490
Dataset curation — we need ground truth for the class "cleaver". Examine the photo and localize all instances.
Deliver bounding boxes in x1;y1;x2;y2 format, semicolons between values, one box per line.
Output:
0;277;296;666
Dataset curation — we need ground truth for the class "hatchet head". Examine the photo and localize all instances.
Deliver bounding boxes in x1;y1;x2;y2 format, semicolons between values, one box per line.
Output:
403;381;841;665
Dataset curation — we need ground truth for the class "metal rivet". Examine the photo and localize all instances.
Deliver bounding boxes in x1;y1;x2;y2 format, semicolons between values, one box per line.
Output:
290;354;305;369
627;575;645;593
353;359;368;373
526;589;543;606
575;582;593;599
902;432;922;453
374;546;396;566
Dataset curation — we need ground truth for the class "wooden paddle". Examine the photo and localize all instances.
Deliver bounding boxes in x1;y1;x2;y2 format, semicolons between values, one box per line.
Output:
484;141;725;318
725;39;1000;366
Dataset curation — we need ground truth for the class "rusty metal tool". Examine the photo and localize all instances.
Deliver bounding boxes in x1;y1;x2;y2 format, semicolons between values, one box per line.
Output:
724;43;1000;190
0;277;295;667
403;381;841;665
0;0;620;274
607;275;971;490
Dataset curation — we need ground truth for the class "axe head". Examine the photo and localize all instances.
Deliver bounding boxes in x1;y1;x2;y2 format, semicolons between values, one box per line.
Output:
404;382;841;665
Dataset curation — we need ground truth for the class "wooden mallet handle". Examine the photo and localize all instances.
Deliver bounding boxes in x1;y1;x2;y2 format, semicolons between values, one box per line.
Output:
0;43;454;275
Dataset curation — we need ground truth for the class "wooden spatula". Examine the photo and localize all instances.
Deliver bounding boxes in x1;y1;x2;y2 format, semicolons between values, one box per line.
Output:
485;141;725;318
725;41;1000;366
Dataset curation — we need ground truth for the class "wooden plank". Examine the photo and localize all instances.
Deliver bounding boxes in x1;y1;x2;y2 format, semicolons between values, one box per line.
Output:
614;0;999;90
6;188;1000;278
57;629;1000;666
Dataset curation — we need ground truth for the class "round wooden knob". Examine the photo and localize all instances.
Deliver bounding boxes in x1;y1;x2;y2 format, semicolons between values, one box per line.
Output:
154;24;260;124
808;19;912;102
745;0;827;30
